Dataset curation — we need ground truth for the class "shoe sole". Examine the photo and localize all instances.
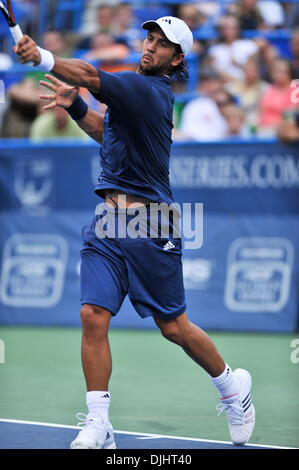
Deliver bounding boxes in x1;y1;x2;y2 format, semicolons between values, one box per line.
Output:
71;441;117;449
104;442;117;449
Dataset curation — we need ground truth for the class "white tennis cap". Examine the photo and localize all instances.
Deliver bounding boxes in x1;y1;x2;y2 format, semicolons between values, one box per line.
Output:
142;16;193;56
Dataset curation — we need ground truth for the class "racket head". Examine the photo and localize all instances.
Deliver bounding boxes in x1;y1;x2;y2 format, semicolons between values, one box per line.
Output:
0;1;17;27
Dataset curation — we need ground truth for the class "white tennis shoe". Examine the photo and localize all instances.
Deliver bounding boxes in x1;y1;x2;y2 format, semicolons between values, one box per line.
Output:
70;413;116;449
216;368;255;446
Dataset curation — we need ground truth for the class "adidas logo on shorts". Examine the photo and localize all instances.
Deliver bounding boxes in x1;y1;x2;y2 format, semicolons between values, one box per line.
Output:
163;241;175;251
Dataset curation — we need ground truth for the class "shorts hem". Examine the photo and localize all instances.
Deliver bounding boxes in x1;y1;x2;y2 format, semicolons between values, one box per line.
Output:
152;304;186;321
81;297;118;316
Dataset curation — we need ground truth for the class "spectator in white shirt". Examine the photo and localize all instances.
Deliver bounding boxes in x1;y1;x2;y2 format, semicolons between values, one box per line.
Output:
206;14;259;82
258;1;285;29
174;70;233;142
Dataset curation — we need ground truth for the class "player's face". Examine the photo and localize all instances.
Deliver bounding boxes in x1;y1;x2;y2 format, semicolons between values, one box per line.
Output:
139;28;183;76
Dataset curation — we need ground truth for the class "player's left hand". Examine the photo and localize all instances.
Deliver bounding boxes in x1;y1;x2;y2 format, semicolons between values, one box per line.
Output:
39;74;80;110
13;35;41;65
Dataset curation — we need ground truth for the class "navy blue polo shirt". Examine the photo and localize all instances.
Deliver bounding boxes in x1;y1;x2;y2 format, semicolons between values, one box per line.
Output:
91;70;175;205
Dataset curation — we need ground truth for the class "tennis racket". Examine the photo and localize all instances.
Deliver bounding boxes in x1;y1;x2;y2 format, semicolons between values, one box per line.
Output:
0;0;24;43
0;0;33;65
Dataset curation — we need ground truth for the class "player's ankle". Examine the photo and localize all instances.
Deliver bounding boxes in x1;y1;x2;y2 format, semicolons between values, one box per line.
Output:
86;390;111;422
209;364;241;399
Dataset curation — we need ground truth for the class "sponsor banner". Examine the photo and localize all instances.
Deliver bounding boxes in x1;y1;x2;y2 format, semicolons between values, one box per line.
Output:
0;143;100;211
182;214;298;332
0;140;298;331
0;211;297;332
224;237;294;313
1;233;68;308
0;140;298;213
171;141;299;214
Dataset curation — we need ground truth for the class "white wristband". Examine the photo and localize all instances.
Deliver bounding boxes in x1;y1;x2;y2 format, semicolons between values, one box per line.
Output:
36;46;55;72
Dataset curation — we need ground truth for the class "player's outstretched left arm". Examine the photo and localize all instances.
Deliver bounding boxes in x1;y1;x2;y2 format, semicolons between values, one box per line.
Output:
40;74;105;143
13;35;101;94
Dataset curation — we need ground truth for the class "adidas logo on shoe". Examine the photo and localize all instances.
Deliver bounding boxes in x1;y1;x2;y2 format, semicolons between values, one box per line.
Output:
163;241;175;251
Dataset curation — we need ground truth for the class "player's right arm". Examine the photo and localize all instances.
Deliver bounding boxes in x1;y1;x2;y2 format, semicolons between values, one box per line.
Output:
13;35;101;94
14;34;151;114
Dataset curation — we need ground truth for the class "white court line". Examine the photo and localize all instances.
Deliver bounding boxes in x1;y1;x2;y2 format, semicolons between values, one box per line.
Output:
0;418;297;450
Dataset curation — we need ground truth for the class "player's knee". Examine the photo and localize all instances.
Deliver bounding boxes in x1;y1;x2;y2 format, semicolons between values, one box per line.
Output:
159;322;183;345
80;304;109;335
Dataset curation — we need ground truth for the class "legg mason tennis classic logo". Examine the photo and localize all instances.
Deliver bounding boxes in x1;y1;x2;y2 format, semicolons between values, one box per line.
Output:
14;159;53;210
224;237;294;312
0;234;68;307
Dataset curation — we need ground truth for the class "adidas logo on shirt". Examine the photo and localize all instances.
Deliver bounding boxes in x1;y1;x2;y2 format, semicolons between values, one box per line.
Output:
163;241;175;251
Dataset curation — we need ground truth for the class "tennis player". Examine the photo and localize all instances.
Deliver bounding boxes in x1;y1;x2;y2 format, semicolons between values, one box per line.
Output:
14;16;255;449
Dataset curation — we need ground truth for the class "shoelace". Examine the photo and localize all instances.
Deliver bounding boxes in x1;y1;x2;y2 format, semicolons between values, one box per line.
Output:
76;412;104;430
216;401;243;426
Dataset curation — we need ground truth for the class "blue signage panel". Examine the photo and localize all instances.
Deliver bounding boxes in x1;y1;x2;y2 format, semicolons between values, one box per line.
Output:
0;140;298;332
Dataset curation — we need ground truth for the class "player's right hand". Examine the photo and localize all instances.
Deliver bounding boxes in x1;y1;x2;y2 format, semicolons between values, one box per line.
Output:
39;74;80;110
13;35;41;65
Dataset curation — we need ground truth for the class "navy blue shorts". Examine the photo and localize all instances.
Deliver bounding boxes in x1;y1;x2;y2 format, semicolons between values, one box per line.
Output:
80;204;186;320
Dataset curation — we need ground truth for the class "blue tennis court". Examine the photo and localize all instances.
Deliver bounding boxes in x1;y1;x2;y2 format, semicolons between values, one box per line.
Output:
0;419;296;450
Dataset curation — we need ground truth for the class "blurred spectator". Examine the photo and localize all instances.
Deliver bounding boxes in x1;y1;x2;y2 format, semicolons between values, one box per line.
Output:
259;58;298;136
286;3;299;29
227;0;265;31
81;32;130;72
111;3;141;51
225;57;269;134
258;41;280;82
258;1;285;29
277;108;299;142
228;0;285;29
79;3;116;47
213;88;236;112
221;104;250;138
205;15;259;81
41;31;69;57
95;3;115;34
175;70;230;142
0;78;41;137
195;2;221;26
30;106;90;141
82;32;129;61
178;3;206;32
290;29;299;79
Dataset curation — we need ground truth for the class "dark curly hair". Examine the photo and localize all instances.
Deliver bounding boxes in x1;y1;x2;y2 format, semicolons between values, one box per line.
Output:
169;44;190;82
